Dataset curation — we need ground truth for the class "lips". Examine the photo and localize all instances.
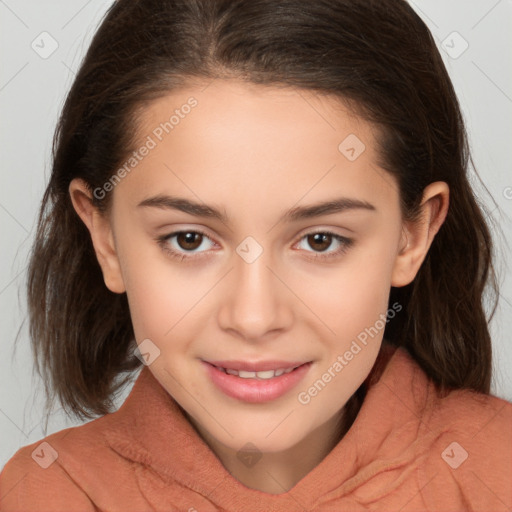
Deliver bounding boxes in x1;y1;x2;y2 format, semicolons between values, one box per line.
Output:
202;360;313;402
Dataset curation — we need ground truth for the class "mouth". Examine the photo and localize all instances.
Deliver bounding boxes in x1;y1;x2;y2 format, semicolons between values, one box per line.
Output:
211;364;303;379
202;359;309;378
201;360;313;403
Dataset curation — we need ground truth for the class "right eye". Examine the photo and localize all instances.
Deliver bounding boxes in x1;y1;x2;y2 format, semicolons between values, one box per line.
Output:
156;230;217;261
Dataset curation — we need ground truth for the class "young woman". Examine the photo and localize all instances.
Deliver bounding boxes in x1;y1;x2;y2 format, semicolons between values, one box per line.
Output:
1;0;510;510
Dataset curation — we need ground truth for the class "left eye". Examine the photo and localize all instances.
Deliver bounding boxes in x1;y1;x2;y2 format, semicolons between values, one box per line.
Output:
295;231;353;259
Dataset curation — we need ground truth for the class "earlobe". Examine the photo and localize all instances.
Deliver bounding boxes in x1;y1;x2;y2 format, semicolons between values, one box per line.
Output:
391;181;449;287
68;178;126;294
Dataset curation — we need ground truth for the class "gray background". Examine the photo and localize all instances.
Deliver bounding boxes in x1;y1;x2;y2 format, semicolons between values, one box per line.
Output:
1;0;511;469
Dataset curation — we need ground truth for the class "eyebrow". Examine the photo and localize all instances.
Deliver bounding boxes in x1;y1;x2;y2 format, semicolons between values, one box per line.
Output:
137;194;376;223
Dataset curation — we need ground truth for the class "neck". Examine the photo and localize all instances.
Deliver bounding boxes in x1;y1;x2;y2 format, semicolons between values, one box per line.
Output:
185;388;364;494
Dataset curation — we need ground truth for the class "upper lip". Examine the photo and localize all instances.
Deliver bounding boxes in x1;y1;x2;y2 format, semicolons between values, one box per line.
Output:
203;360;310;372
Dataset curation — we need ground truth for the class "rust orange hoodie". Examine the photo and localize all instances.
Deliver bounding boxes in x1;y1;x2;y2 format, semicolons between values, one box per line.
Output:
1;344;511;511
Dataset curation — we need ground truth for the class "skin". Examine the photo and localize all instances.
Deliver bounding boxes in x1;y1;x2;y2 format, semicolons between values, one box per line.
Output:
69;79;449;494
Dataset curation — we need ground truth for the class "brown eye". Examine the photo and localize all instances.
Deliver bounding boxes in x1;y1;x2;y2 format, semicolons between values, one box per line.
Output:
306;233;333;252
157;229;216;260
176;232;203;251
295;231;354;261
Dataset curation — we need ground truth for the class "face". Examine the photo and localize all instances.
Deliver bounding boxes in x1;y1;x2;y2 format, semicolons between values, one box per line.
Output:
72;79;438;456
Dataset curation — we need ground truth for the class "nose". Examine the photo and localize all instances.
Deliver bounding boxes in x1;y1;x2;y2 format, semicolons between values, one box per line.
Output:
217;247;294;342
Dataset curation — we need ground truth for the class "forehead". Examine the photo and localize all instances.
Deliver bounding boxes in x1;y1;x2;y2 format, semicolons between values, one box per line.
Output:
114;79;397;218
137;79;371;160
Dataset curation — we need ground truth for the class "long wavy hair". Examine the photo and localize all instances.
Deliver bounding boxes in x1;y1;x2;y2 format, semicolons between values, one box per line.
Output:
24;0;500;428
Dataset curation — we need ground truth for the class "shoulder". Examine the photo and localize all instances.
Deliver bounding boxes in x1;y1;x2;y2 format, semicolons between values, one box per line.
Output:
426;382;512;445
382;345;512;443
418;386;512;511
376;346;512;510
0;413;119;511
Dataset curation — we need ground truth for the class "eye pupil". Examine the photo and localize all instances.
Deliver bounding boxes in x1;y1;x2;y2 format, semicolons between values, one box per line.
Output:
308;233;331;252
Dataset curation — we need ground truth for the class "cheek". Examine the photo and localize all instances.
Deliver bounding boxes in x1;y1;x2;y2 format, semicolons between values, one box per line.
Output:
298;245;395;339
300;255;394;416
118;241;189;341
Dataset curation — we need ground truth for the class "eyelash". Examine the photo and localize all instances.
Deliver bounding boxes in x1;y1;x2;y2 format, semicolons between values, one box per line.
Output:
156;229;354;263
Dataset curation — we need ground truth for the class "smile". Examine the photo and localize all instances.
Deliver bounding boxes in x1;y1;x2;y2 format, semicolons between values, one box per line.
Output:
214;366;299;379
202;361;313;402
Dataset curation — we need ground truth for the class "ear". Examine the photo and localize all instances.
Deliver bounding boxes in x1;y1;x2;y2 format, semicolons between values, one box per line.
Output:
68;178;126;293
391;181;449;287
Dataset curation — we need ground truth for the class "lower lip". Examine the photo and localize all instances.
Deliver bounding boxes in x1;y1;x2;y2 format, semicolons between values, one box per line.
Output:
202;361;312;403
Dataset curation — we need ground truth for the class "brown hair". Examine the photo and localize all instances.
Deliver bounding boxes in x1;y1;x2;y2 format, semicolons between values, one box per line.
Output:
25;0;500;427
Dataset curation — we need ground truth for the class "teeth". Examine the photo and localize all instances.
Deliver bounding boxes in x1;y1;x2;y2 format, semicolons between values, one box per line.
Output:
254;370;275;379
238;370;257;378
217;366;299;379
